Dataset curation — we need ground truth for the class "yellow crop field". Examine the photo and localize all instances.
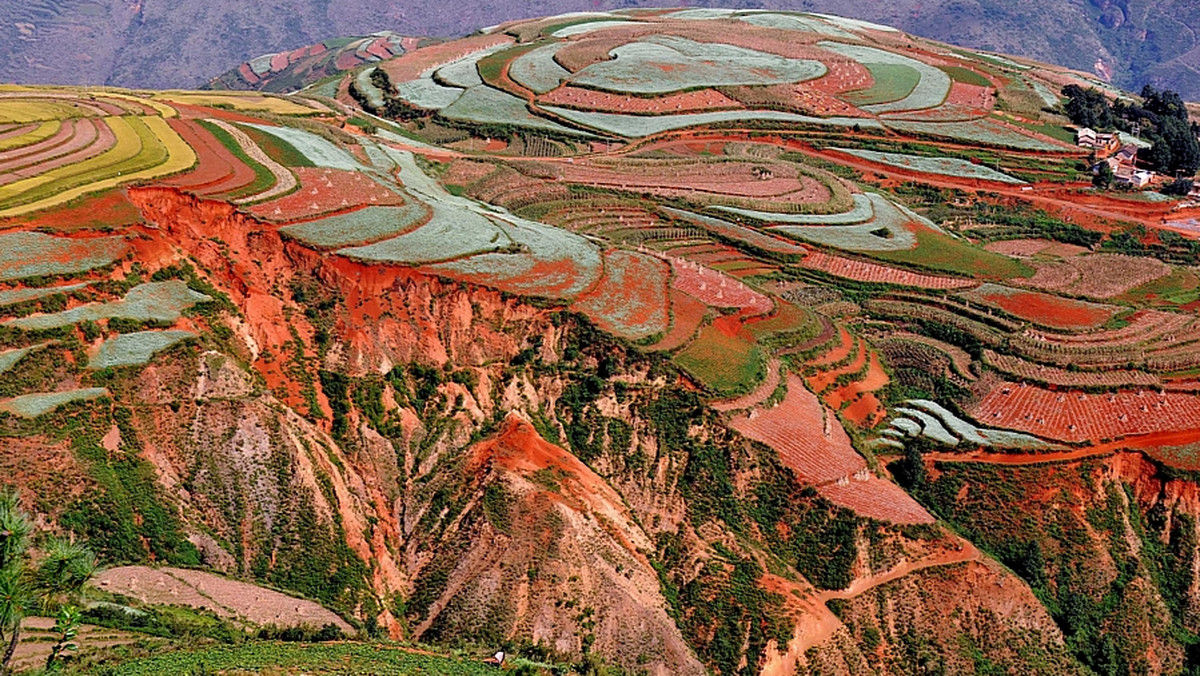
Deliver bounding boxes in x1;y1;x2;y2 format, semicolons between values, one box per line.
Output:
104;92;179;118
155;91;319;115
0;120;61;152
0;116;195;217
0;99;89;123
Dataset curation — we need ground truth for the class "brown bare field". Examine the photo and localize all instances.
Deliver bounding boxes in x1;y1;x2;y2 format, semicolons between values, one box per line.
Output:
95;566;354;632
538;86;743;114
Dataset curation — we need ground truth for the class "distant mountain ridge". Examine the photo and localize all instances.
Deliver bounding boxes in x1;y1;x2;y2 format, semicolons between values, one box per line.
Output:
1;1;1198;100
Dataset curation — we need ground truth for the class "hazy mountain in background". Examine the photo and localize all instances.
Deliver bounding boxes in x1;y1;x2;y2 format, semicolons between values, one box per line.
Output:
1;0;1197;98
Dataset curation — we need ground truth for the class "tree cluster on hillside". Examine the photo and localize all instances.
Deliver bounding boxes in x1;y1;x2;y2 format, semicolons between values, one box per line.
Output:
1062;84;1200;177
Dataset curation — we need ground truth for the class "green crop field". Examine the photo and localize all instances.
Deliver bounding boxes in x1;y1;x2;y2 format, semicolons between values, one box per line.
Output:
675;322;765;396
844;64;921;106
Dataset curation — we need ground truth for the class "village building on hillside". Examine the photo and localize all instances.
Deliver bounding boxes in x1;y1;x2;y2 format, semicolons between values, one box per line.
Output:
1076;127;1122;155
1094;142;1156;188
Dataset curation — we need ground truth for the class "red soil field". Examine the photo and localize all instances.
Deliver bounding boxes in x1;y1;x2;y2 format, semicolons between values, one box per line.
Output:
729;373;866;484
983;238;1088;258
809;58;873;96
971;381;1200;444
808;337;866;393
247;168;405;222
841;392;885;427
648;288;709;351
826;351;888;416
669;257;772;315
969;287;1118;329
0;124;35;143
238;63;261;84
817;476;934;524
161;119;257;195
572;249;670;340
0;190;142;231
807;326;854;367
943;82;995;111
554;159;830;205
802;251;974;289
538;86;743;114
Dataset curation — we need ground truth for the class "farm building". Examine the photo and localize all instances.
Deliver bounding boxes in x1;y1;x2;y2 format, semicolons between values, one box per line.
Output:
1076;127;1121;155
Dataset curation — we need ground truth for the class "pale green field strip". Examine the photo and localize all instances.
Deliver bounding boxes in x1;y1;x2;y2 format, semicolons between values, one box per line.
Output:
884;118;1064;151
769;194;918;251
542;106;882;137
240;122;361;171
0;232;128;282
0;342;53;375
819;42;951;114
890;399;1054;449
833;147;1025;183
354;68;387;109
570;35;825;95
440;86;585;135
508;43;572;94
714;193;874;224
428;212;603;298
337;202;512;264
811;13;900;33
88;330;197;369
0;282;90;307
738;13;856;39
3;281;210;331
0;387;108;418
550;20;644;37
281;203;430;248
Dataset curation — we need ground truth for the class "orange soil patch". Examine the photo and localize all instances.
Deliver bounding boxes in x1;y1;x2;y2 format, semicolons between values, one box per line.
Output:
470;414;651;557
968;287;1118;330
807;338;865;393
806;326;853;367
539;86;743;114
802;251;974;289
971;381;1200;444
648;288;709;352
0;189;142;231
828;350;888;406
729;374;866;484
841;392;885;427
817;475;934;524
943;81;995;111
247;168;406;222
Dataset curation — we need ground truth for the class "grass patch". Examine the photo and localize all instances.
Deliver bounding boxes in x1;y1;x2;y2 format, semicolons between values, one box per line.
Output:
674;321;764;396
238;123;316;168
844;64;921;106
938;65;991;88
874;227;1033;280
1119;266;1200;307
